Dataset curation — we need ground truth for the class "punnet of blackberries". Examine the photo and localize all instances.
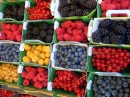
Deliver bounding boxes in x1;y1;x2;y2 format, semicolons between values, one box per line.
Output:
54;45;87;70
92;76;130;97
3;4;25;21
58;0;97;17
23;23;54;43
92;19;130;45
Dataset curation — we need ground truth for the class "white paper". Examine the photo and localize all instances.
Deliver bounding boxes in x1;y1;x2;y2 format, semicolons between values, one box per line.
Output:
47;82;52;91
18;65;23;73
23;22;28;30
95;72;123;76
19;44;25;51
25;1;30;8
0;12;3;19
87;80;92;90
88;47;93;56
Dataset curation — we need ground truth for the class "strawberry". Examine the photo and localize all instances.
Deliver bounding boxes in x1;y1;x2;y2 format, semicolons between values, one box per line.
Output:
67;27;73;34
2;22;6;30
56;28;65;35
63;33;71;41
37;73;45;81
6;24;11;30
106;4;116;10
73;29;82;35
73;35;83;42
23;79;30;86
21;71;27;78
75;21;85;30
57;34;64;41
104;0;111;4
25;66;32;72
11;24;19;31
37;67;45;73
101;1;107;11
120;0;129;9
16;35;22;42
34;81;43;89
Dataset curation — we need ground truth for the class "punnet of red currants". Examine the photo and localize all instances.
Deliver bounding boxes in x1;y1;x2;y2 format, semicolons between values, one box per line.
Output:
92;47;130;72
26;0;53;20
52;70;86;97
0;89;14;97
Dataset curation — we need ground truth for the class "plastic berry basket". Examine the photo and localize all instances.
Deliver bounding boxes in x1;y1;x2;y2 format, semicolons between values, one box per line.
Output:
22;19;54;44
90;17;130;46
87;45;130;73
0;0;25;21
87;73;130;97
18;66;48;91
51;42;88;72
48;68;87;97
19;42;52;68
54;0;97;19
54;18;91;43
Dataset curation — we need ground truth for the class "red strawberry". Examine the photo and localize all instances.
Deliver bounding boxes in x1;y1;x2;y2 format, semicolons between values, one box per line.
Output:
10;34;16;41
33;76;38;82
21;71;27;78
120;0;129;9
120;14;127;17
102;11;106;17
13;30;21;35
18;24;23;31
34;81;43;89
73;29;82;35
101;1;107;11
106;4;116;10
67;27;73;34
84;26;88;37
42;81;47;87
11;24;19;31
71;22;76;28
16;35;22;42
57;34;64;41
73;35;83;42
23;79;30;86
6;24;11;30
2;22;6;30
37;73;45;81
104;0;111;4
75;21;85;30
56;28;65;35
25;66;32;72
63;33;71;41
0;35;7;40
37;67;45;73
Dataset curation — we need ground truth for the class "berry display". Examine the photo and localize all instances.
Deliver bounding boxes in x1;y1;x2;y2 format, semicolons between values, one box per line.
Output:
0;22;22;42
92;76;130;97
0;64;18;83
23;44;50;66
23;23;54;43
20;94;36;97
56;20;88;42
58;0;97;17
52;70;86;97
54;45;87;70
92;19;130;44
0;89;14;97
27;0;53;20
0;44;20;62
101;0;130;17
3;4;25;20
92;47;130;72
22;67;48;89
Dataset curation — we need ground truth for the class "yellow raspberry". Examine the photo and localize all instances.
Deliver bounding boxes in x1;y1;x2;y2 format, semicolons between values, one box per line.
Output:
39;53;45;59
32;55;39;63
27;51;32;57
38;59;44;65
34;50;40;56
44;58;50;65
24;44;31;51
36;45;43;51
45;52;50;58
23;56;31;63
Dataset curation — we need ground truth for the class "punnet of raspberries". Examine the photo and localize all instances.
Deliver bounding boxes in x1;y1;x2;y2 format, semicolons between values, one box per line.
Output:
92;47;130;72
21;66;48;89
26;0;53;20
52;70;86;97
101;0;130;17
56;20;88;42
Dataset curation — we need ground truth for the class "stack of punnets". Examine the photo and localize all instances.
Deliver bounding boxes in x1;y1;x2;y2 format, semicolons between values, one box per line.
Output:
0;0;130;97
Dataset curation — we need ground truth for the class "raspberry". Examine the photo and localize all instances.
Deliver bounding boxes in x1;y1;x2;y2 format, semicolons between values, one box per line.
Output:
57;34;64;41
120;0;129;9
16;35;22;42
104;0;112;4
102;11;106;17
25;66;32;72
75;21;85;30
6;24;11;30
56;28;65;35
34;81;43;89
101;1;107;11
11;24;19;31
33;76;38;82
2;22;6;30
106;4;116;10
23;79;30;86
66;27;73;34
37;73;45;81
37;67;45;73
63;34;71;41
73;29;82;35
73;35;83;42
21;71;27;78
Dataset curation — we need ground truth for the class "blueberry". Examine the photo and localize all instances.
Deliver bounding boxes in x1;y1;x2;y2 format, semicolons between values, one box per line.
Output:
80;61;85;66
65;58;69;62
74;52;78;57
101;89;105;94
117;80;123;85
111;80;116;85
102;82;106;87
119;89;124;93
68;49;72;53
105;92;111;97
93;87;99;92
82;47;86;51
80;66;85;70
118;93;124;97
111;85;115;89
54;56;58;60
125;88;129;93
56;45;60;49
71;54;74;58
72;48;76;52
116;85;122;90
77;48;82;52
124;94;129;97
123;82;128;88
112;90;118;96
74;57;79;62
65;65;70;69
72;65;77;69
121;78;126;81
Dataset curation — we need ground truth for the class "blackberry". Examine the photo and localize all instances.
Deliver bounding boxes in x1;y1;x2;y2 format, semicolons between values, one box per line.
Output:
12;4;17;16
118;20;126;27
40;31;46;38
109;31;115;37
18;9;24;17
39;23;48;30
109;20;118;30
47;28;54;35
126;33;130;44
102;36;110;44
110;35;125;44
70;5;78;10
82;9;89;16
46;35;53;43
60;6;70;17
78;0;87;6
71;0;79;4
92;31;101;43
114;26;127;34
26;33;33;39
99;19;112;28
126;19;130;28
99;28;109;36
60;0;68;6
68;11;76;16
23;34;28;40
27;23;33;31
75;9;82;16
32;27;40;35
4;7;13;15
84;0;97;9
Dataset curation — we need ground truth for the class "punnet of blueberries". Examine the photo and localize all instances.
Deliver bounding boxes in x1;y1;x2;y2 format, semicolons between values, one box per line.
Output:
92;76;130;97
0;43;20;62
54;45;87;70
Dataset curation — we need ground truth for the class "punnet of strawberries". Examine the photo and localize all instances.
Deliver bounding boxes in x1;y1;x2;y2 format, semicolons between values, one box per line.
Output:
92;47;130;72
21;66;48;89
26;0;53;20
101;0;130;17
0;89;14;97
56;20;88;42
52;70;86;97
